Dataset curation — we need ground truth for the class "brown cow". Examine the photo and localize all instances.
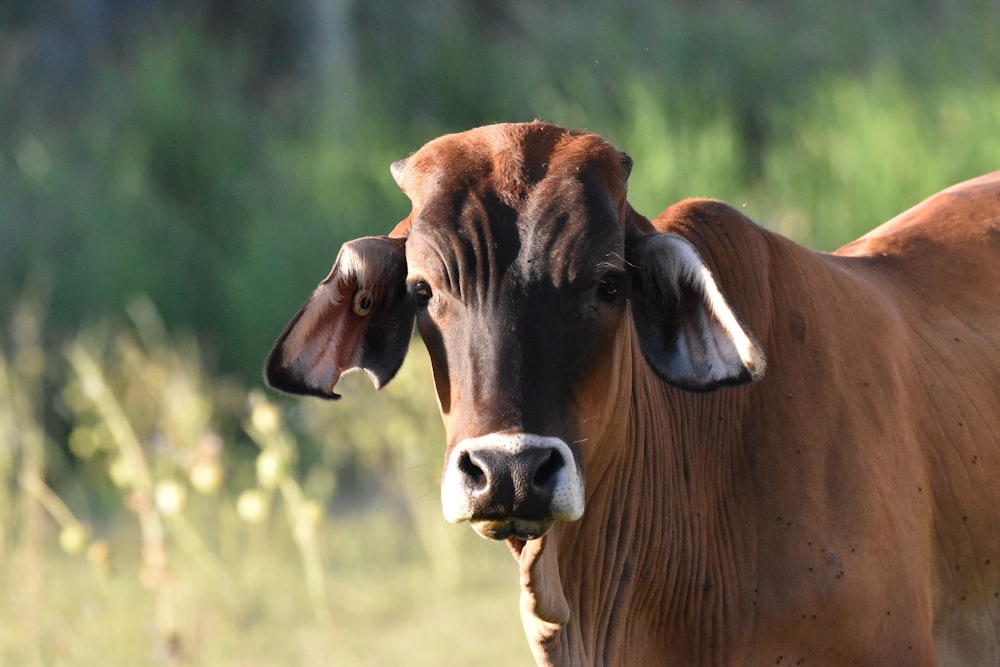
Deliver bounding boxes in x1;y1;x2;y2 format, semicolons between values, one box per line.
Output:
265;121;1000;665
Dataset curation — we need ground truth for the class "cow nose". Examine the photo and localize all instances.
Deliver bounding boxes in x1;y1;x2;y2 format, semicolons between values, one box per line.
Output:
441;433;585;537
459;446;565;515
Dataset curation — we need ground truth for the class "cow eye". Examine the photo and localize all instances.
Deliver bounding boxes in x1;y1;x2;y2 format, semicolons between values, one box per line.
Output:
412;280;433;307
352;289;374;317
597;274;621;304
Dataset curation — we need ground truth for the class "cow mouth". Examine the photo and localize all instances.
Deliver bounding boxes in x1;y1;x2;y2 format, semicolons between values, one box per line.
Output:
470;517;555;543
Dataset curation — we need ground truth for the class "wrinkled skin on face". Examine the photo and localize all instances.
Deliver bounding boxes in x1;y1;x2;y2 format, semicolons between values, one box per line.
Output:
394;125;638;542
266;121;762;547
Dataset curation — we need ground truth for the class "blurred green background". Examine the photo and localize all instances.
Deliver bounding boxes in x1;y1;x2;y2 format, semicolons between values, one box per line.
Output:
1;1;998;665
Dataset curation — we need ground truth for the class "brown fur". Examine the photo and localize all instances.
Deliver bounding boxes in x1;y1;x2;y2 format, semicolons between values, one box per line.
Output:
267;123;1000;666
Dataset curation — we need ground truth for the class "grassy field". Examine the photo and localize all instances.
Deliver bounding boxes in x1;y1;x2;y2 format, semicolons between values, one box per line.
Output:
1;510;531;667
0;308;531;666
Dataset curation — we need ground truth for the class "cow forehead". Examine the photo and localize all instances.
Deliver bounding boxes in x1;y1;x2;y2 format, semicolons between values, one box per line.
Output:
398;121;629;211
405;182;625;292
401;122;629;285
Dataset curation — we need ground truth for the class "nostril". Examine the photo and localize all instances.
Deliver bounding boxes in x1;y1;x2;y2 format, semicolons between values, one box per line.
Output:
532;449;564;491
458;451;487;491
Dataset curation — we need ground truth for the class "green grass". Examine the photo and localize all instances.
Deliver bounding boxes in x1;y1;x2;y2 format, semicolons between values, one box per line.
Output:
0;304;531;666
0;511;530;667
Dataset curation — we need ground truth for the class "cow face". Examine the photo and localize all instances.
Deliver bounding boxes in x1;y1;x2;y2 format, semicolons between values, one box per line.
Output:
266;122;764;546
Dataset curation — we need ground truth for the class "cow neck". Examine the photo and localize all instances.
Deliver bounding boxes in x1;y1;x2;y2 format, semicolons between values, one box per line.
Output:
641;374;759;662
518;328;759;665
615;353;757;662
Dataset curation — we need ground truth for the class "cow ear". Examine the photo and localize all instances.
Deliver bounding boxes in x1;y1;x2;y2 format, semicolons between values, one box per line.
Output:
265;236;414;400
628;233;765;391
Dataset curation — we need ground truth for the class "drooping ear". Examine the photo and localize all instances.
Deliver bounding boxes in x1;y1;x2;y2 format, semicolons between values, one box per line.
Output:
628;233;765;391
264;236;414;400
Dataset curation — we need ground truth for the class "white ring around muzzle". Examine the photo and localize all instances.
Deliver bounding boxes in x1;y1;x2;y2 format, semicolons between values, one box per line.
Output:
441;432;585;525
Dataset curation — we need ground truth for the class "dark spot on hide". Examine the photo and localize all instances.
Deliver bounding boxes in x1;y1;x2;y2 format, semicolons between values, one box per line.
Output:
790;311;806;342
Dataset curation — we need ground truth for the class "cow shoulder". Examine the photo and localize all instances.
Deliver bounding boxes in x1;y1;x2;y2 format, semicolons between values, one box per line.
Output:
835;172;1000;309
838;171;1000;260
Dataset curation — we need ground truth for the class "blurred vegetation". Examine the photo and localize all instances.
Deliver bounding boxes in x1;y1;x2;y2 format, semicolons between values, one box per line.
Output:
1;297;528;665
1;0;998;664
3;0;999;378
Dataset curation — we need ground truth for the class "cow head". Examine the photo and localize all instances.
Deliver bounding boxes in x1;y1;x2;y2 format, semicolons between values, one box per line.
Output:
265;121;765;550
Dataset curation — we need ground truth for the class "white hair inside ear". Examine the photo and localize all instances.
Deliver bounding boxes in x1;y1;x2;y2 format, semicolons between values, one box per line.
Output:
633;234;766;390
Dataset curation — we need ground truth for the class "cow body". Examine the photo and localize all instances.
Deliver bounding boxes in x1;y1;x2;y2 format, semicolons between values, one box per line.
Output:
266;122;1000;665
